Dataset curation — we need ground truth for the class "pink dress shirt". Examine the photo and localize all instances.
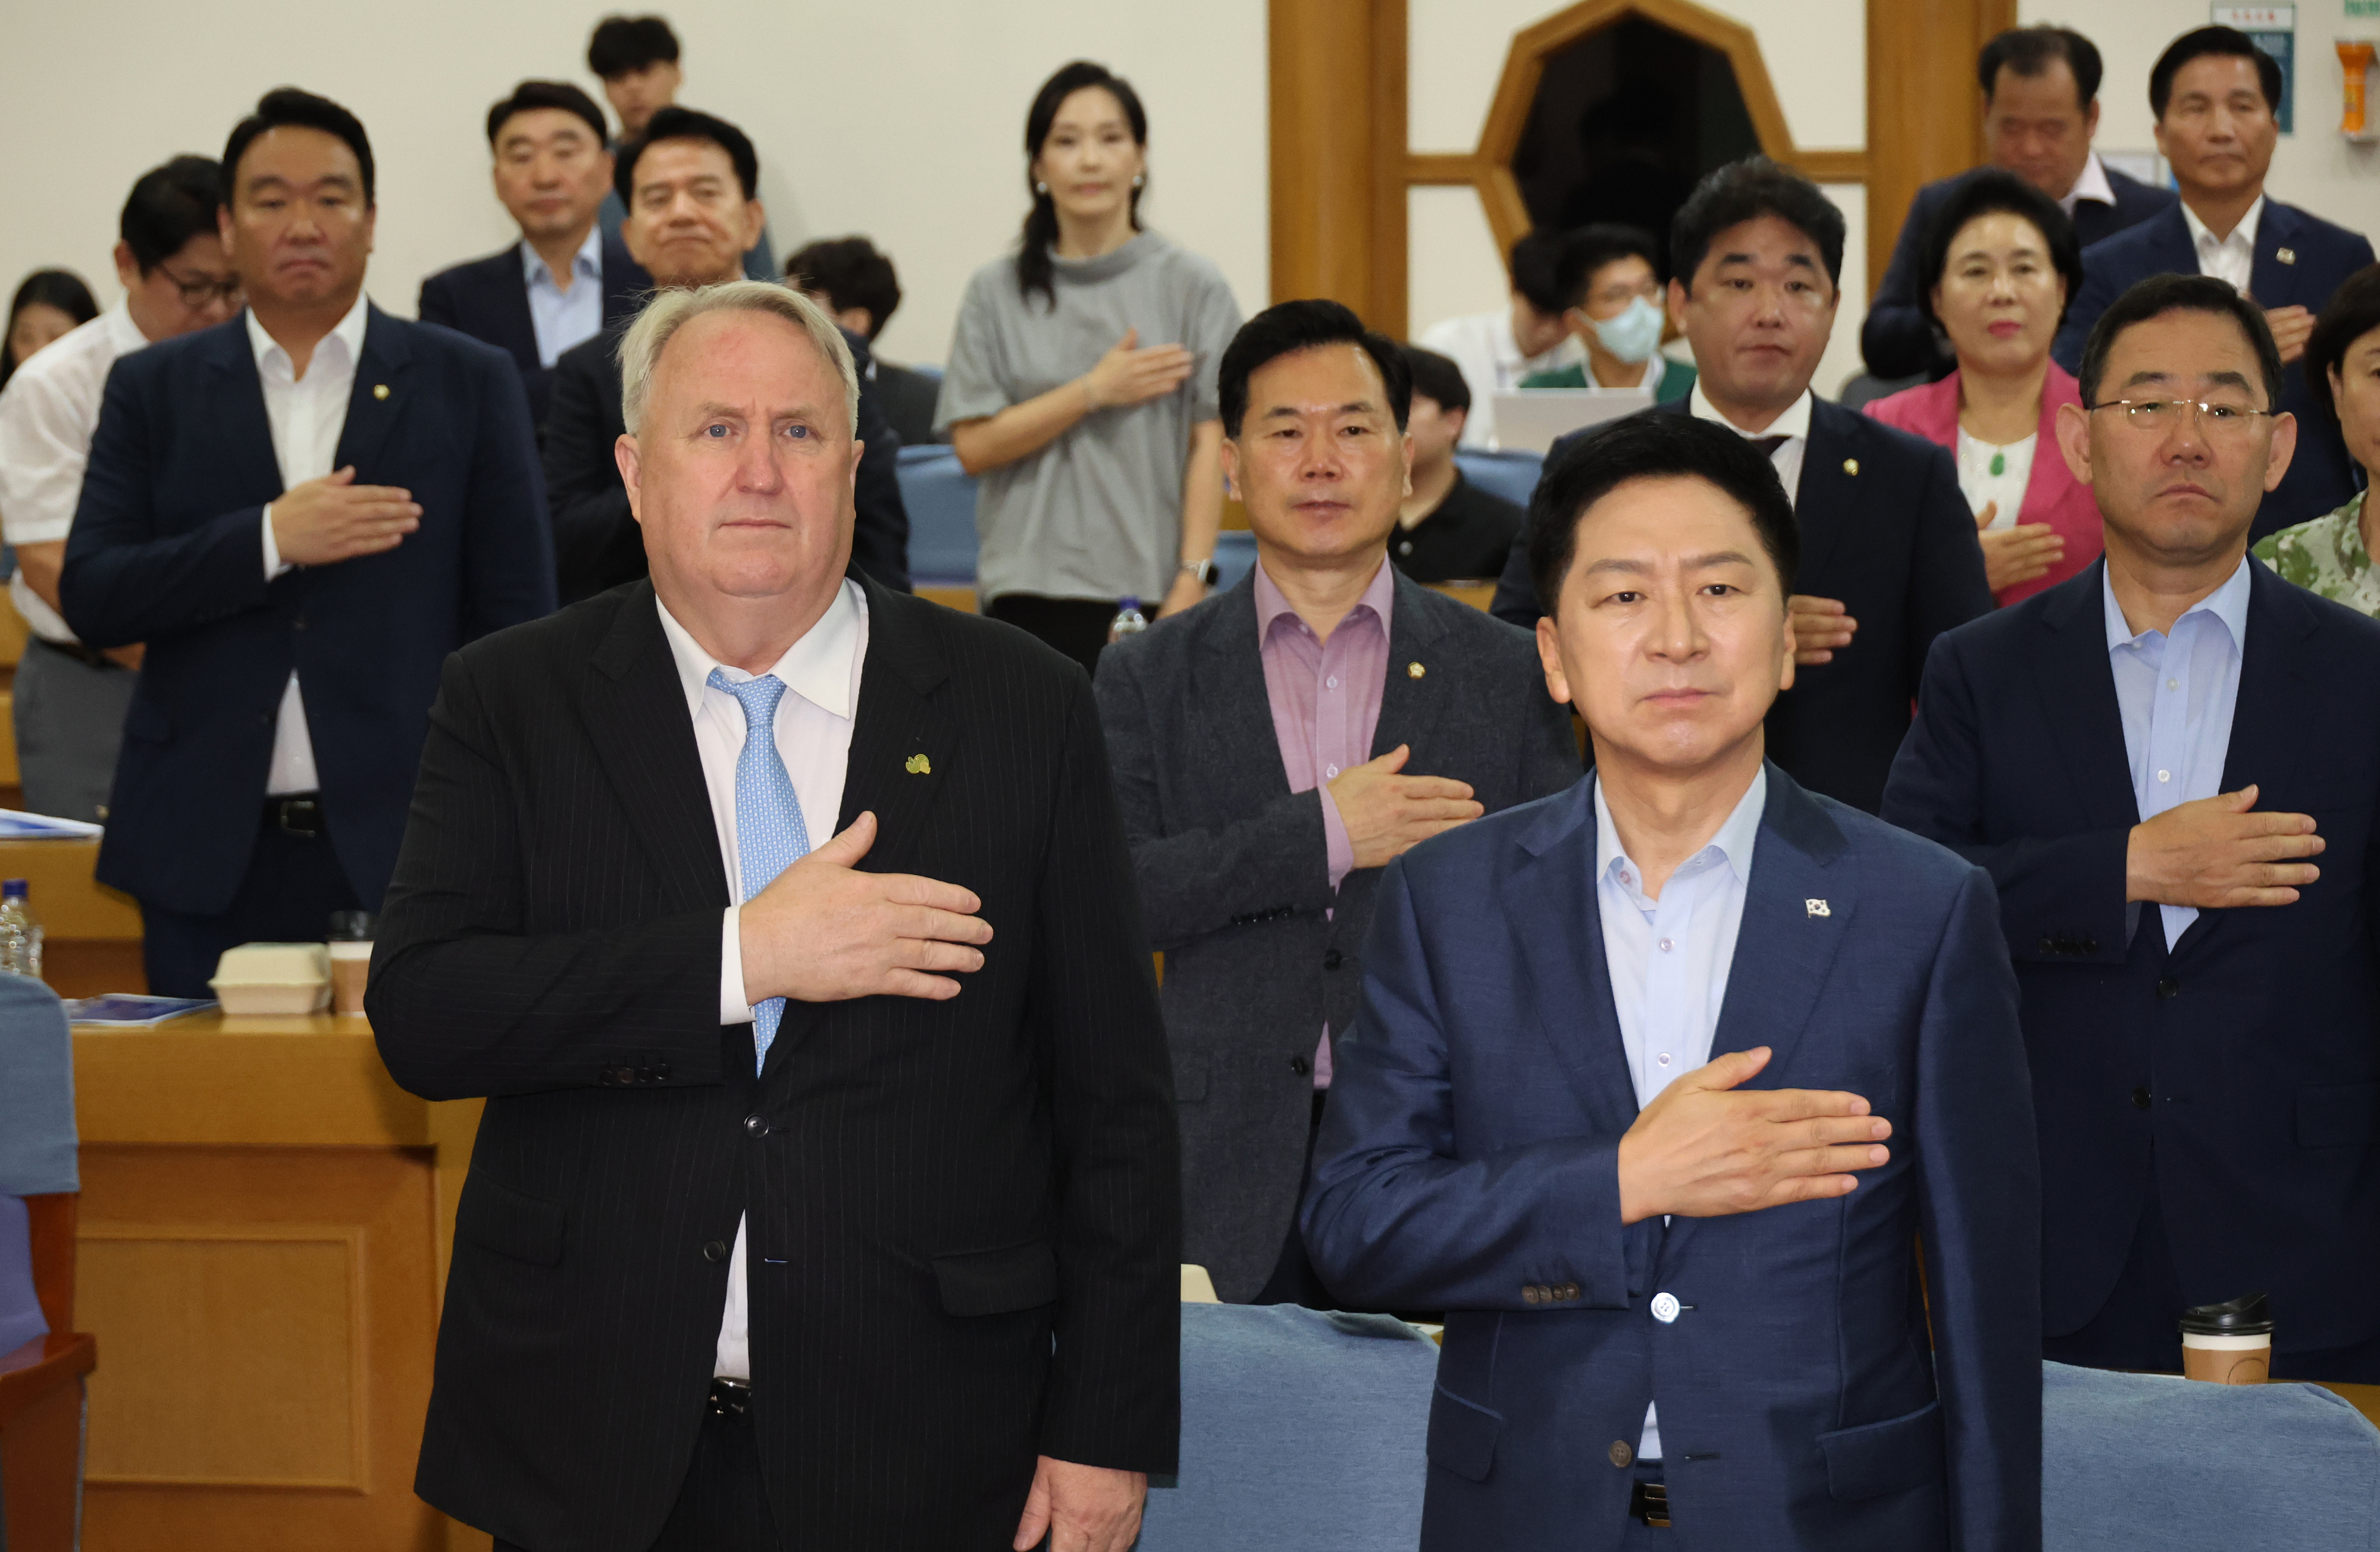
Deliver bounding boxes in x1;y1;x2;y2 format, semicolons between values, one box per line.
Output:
1253;558;1396;1088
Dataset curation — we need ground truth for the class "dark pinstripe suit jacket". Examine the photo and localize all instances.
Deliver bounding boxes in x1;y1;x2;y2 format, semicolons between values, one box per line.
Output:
368;573;1180;1551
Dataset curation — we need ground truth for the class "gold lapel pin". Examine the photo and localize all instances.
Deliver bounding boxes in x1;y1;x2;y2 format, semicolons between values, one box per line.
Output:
1842;458;1859;476
904;753;931;775
372;383;390;400
2277;247;2297;265
1806;898;1831;918
1407;661;1426;679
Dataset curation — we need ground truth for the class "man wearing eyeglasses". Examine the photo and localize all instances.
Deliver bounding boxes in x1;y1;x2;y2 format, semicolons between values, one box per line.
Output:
1885;272;2380;1383
0;155;242;823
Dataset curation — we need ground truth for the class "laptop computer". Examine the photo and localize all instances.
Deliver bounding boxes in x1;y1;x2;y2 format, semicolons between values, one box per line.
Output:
1489;388;1655;454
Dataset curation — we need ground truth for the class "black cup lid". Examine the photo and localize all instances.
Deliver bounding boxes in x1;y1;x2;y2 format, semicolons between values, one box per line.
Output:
2179;1291;2273;1336
326;910;378;942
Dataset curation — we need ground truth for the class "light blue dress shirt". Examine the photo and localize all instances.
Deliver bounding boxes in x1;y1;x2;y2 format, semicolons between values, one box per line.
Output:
1593;764;1767;1462
2102;557;2250;950
522;227;605;369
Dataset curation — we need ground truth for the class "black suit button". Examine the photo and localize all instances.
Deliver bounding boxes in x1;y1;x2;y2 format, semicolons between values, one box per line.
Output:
1289;1055;1311;1076
651;1063;669;1081
743;1114;768;1136
615;1065;638;1085
1323;949;1342;971
1609;1440;1634;1468
2081;938;2100;954
2132;1087;2153;1110
702;1239;729;1263
2157;977;2179;998
2038;936;2058;955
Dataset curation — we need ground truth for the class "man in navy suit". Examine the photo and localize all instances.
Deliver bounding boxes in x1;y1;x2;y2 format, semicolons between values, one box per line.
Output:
1493;158;1994;814
416;81;650;428
1308;413;2040;1549
2053;27;2376;541
1864;26;2175;380
1887;274;2380;1382
61;89;555;996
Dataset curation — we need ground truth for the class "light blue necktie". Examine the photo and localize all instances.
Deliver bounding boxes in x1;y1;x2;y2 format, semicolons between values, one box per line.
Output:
708;669;813;1072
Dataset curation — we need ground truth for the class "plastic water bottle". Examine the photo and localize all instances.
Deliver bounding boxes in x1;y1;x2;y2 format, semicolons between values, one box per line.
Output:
1107;595;1148;644
0;879;43;979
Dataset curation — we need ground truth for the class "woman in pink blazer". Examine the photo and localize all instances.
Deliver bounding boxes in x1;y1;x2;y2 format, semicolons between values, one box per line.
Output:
1866;170;2102;606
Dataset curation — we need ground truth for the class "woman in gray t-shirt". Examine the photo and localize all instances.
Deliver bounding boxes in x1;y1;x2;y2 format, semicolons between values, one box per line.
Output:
937;60;1243;675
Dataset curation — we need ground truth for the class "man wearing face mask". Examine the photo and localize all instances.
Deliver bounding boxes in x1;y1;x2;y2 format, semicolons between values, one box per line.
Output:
1518;225;1696;403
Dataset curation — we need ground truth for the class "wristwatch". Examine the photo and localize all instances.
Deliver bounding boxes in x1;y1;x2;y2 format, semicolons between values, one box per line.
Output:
1179;558;1219;587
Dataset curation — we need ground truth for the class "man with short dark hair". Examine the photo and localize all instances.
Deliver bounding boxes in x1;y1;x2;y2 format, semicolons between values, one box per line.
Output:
2053;26;2375;541
61;89;554;995
1888;274;2380;1383
587;12;775;280
1493;157;1993;815
543;106;909;603
1095;300;1576;1307
418;81;649;427
1388;344;1526;583
1518;224;1696;402
1308;410;2041;1549
787;236;939;449
0;155;241;823
1865;26;2175;380
1419;229;1584;448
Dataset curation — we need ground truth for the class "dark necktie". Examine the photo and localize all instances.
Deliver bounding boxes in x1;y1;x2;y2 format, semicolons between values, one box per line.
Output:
1750;434;1790;458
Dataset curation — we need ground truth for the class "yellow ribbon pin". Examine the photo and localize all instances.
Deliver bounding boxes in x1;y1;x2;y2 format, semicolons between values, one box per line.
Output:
904;753;931;775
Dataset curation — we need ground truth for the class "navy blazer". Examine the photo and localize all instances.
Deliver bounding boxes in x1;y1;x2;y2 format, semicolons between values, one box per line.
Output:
1303;767;2041;1551
1882;558;2380;1353
59;306;556;918
416;231;650;427
542;318;912;604
1491;398;1993;813
1864;164;2175;380
2052;199;2375;541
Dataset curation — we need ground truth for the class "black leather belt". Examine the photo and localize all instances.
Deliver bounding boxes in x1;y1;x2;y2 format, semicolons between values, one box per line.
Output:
265;794;326;838
1630;1480;1671;1528
30;635;123;672
707;1378;751;1418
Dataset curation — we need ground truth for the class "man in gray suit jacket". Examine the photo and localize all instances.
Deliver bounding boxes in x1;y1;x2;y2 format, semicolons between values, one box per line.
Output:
1096;301;1579;1304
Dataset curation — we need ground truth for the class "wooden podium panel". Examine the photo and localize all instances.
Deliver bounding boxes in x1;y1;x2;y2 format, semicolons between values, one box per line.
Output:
73;1014;491;1552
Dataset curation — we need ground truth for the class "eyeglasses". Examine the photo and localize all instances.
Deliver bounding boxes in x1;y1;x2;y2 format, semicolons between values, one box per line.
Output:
2087;398;2276;438
152;262;244;310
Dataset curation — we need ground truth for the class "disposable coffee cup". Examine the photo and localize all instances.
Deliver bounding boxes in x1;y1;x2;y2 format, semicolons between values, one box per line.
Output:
326;911;377;1017
2180;1291;2273;1384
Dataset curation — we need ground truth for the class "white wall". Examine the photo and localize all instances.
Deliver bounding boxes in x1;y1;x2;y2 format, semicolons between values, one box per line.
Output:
2021;0;2380;246
0;0;1269;368
1406;0;1874;397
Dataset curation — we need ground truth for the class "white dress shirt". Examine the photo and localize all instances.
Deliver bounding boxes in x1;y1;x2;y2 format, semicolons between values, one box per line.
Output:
1416;311;1585;448
2182;195;2266;295
251;293;371;795
0;303;153;643
522;227;605;369
1688;382;1814;507
1593;766;1767;1465
2060;152;2117;219
2103;558;2250;950
655;580;869;1381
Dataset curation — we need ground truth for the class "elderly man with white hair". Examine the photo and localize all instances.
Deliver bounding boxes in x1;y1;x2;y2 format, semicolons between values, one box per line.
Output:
369;280;1180;1552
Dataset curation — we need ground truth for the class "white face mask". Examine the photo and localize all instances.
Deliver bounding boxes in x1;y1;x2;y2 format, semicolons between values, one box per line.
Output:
1590;295;1665;365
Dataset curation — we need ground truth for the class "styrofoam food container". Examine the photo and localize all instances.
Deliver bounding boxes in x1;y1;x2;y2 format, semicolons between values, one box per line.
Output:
209;942;333;1015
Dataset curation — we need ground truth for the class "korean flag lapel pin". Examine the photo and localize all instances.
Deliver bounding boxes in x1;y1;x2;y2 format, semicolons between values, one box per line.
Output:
1805;898;1831;918
904;753;932;775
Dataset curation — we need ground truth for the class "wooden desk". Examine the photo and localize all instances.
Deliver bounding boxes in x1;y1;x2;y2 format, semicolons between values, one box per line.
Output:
73;1011;489;1551
0;837;143;998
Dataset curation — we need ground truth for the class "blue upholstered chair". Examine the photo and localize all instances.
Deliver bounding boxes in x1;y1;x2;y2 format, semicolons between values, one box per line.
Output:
0;974;95;1551
892;444;979;587
1454;447;1545;509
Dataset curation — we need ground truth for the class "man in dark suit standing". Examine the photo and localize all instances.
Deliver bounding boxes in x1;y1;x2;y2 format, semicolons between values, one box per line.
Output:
543;106;909;604
1887;274;2380;1382
1095;302;1577;1306
1864;26;2175;381
369;281;1176;1552
2053;27;2376;540
1309;413;2040;1549
61;89;553;996
417;81;650;428
1494;158;1994;814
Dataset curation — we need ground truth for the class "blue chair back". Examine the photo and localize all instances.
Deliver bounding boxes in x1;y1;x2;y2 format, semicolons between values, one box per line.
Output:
0;976;76;1354
1455;447;1544;509
1139;1304;1436;1550
894;445;979;586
